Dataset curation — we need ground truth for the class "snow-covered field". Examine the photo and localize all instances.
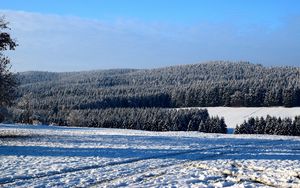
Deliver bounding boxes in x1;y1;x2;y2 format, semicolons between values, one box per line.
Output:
1;124;300;187
197;107;300;129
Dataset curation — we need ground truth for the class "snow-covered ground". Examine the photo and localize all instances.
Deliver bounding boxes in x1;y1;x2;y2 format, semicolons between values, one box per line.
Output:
1;124;300;187
196;107;300;129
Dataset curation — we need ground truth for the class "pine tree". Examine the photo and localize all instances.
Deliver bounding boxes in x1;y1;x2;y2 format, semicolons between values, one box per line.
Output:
219;117;227;133
294;116;300;136
198;120;206;132
0;17;17;121
283;88;295;107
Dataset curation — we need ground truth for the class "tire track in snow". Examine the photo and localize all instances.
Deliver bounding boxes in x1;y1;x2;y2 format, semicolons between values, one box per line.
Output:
0;139;285;187
87;148;234;187
86;140;284;187
242;108;264;119
0;145;230;186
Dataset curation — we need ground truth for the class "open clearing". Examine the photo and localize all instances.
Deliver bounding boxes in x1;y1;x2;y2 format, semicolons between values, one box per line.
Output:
198;107;300;128
1;124;300;187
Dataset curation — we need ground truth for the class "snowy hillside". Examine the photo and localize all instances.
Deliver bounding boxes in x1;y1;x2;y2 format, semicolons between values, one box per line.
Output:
1;124;300;187
195;107;300;129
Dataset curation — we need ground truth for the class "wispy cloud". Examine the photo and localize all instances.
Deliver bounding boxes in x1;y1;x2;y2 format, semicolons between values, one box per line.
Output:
1;10;299;72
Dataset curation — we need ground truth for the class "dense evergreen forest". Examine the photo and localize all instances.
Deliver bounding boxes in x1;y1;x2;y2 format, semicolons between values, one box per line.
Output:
235;116;300;136
6;61;300;132
16;61;300;109
12;107;226;133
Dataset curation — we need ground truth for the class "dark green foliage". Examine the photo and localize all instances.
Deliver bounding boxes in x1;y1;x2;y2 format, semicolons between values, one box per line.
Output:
0;107;9;122
0;17;17;108
199;116;227;133
294;116;300;136
235;116;300;136
11;107;226;133
18;108;224;132
15;62;300;113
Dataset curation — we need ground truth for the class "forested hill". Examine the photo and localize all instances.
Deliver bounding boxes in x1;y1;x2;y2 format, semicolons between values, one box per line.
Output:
18;62;299;87
16;61;300;111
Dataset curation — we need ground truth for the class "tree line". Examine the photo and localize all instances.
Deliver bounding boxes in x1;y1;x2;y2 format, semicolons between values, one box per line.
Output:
11;107;227;133
235;116;300;136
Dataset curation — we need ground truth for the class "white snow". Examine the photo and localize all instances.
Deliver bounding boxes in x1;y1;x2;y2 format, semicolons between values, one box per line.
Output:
1;124;300;187
195;107;300;129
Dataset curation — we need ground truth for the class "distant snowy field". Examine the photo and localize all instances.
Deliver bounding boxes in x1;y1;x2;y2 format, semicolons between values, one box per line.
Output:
194;107;300;128
1;124;300;187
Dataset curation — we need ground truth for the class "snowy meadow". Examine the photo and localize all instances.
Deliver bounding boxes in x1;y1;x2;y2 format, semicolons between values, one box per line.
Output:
1;124;300;187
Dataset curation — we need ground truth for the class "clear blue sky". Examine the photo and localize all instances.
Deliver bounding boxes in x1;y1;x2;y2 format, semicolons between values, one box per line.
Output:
2;0;300;24
1;0;300;71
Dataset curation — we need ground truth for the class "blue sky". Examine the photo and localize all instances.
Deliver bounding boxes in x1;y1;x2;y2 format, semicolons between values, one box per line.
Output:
1;0;300;71
2;0;299;24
